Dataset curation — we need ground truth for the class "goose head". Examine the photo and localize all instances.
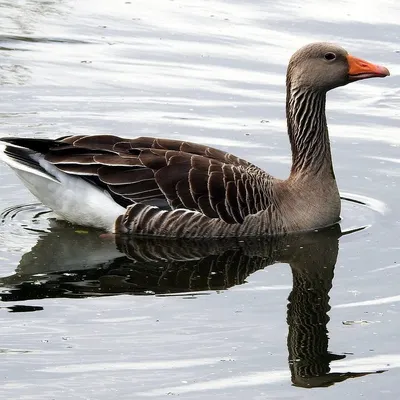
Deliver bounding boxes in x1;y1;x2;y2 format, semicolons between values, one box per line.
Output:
287;42;390;92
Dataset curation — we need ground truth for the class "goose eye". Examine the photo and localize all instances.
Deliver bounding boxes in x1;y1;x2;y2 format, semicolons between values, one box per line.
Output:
324;52;336;61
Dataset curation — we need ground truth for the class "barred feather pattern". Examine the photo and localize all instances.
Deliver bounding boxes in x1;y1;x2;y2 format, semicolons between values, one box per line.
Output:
41;135;285;237
116;202;284;238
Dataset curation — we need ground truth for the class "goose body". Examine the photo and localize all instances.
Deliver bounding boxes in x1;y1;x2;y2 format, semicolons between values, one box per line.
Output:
0;43;389;238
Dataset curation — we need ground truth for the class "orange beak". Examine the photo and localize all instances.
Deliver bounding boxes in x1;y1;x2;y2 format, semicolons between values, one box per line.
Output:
347;55;390;81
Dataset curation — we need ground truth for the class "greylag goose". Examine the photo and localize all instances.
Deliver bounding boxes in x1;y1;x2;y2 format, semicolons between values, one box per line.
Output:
0;43;390;238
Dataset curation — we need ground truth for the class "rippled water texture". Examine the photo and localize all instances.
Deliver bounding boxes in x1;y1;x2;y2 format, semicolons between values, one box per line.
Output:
0;0;399;399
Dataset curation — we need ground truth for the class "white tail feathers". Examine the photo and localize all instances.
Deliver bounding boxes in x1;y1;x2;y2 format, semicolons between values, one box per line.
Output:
0;141;124;231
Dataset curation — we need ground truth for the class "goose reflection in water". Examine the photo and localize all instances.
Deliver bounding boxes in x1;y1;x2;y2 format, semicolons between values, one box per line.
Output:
0;221;384;388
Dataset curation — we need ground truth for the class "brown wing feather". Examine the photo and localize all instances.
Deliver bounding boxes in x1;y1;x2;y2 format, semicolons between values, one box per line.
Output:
49;135;272;223
70;135;124;150
175;179;198;210
98;167;154;185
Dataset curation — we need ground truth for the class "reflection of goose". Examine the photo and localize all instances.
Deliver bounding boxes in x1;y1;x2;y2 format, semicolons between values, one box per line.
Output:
0;222;384;387
286;231;384;387
0;43;390;238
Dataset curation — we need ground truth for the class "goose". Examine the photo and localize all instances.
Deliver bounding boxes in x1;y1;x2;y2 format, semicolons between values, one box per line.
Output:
0;43;390;238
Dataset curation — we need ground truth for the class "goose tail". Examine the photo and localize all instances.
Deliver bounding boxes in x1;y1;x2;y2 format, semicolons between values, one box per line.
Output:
0;138;124;231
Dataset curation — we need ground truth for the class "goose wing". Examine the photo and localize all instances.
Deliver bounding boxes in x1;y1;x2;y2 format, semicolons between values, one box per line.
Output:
5;135;274;224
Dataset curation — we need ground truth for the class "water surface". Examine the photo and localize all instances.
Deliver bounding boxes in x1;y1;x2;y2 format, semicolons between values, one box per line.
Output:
0;0;399;398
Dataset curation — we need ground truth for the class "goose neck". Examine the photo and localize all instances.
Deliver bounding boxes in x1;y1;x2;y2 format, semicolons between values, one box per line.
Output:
286;85;333;178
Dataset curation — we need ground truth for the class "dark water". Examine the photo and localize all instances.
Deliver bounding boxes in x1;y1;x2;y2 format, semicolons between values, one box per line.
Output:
0;0;399;398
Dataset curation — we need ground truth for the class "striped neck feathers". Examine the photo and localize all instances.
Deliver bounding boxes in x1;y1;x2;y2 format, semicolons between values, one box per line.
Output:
286;84;333;178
